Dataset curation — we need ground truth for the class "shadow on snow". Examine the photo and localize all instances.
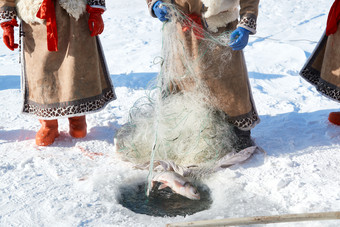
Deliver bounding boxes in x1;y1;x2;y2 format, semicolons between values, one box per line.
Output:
253;109;340;157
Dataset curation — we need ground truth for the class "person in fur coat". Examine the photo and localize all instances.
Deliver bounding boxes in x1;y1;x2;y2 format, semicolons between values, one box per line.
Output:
146;0;260;150
300;0;340;126
0;0;116;146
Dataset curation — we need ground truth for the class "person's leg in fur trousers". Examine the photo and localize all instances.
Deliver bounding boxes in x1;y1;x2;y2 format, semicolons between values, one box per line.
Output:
328;112;340;126
36;119;59;146
233;126;254;151
68;116;87;138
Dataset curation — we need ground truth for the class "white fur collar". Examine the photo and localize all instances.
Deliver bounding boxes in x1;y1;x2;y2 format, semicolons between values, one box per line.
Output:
201;0;239;18
16;0;87;24
201;0;240;32
16;0;44;24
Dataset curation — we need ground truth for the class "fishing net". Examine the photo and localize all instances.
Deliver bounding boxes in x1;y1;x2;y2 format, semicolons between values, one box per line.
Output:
115;3;239;175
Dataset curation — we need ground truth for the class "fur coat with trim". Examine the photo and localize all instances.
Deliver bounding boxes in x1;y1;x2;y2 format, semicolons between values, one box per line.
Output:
15;0;87;24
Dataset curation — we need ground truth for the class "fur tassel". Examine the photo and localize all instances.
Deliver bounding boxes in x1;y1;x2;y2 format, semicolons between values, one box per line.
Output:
15;0;87;24
59;0;87;21
201;0;240;32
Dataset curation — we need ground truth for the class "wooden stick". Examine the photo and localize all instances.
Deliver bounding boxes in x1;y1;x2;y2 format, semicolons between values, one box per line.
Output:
166;211;340;227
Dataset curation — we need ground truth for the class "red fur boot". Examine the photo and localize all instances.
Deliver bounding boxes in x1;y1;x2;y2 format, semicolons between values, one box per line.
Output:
328;112;340;126
36;119;59;146
68;116;87;138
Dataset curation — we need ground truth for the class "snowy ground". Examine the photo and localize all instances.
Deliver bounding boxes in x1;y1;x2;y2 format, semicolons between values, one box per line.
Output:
0;0;340;226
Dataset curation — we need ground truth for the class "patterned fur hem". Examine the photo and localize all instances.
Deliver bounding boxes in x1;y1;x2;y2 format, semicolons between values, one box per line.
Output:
237;13;257;34
300;67;319;86
0;8;16;23
317;79;340;102
228;108;260;131
300;68;340;102
22;89;116;118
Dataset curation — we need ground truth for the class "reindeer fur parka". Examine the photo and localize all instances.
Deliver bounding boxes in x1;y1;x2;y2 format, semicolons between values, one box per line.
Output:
300;27;340;102
0;0;116;119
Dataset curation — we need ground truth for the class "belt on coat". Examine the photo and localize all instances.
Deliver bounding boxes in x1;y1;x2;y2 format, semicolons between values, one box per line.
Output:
36;0;58;51
182;13;204;40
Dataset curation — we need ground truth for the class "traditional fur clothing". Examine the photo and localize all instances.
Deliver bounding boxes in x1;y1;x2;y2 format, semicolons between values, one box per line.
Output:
0;0;116;119
300;26;340;102
146;0;260;130
300;2;340;127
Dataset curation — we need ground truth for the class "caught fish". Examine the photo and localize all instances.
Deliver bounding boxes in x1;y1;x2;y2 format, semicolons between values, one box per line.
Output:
148;171;200;200
214;146;259;170
141;146;262;200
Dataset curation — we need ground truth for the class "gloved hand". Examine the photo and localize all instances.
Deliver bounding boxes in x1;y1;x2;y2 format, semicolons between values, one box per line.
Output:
153;1;169;22
229;27;251;51
1;18;19;51
86;5;105;37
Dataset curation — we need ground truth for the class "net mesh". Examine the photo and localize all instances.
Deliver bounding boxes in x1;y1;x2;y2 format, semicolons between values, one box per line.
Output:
115;3;238;179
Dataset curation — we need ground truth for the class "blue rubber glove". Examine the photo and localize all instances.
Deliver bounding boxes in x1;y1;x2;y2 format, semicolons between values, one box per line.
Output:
229;27;251;50
152;1;169;22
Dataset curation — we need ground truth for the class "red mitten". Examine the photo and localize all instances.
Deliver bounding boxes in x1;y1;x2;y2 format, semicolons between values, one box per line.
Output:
36;0;58;51
1;18;19;51
86;5;105;37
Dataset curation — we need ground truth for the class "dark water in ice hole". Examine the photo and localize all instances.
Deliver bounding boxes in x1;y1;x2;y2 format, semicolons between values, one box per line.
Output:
118;182;212;217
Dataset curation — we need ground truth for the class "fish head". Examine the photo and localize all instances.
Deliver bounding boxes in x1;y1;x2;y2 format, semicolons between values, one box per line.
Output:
183;182;200;200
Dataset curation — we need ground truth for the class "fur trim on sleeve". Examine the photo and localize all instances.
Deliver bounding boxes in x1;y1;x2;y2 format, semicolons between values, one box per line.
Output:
87;0;105;9
237;13;257;34
0;7;17;23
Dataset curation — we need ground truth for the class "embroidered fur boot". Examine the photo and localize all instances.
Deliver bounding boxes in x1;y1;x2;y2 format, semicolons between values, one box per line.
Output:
328;112;340;126
68;116;87;138
36;119;59;146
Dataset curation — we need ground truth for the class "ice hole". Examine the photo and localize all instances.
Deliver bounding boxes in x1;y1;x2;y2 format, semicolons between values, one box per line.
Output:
117;181;212;217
